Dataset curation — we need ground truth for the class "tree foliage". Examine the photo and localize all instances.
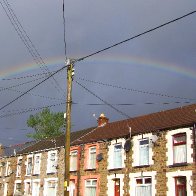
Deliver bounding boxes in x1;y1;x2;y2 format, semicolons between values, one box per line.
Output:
26;108;64;140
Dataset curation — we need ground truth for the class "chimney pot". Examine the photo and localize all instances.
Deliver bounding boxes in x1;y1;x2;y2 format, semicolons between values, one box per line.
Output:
97;113;109;127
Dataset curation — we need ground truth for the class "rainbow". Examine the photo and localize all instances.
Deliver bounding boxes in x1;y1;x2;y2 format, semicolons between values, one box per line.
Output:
0;55;195;80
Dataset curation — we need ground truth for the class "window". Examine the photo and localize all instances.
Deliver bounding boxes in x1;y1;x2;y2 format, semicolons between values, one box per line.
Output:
88;147;96;169
32;181;40;196
70;151;78;171
24;181;31;195
15;183;22;195
85;179;97;196
173;134;187;164
135;177;152;196
139;139;149;166
47;151;57;173
113;143;122;168
5;161;11;176
45;180;57;196
0;166;3;177
34;154;41;175
26;157;33;175
16;158;22;177
175;177;187;196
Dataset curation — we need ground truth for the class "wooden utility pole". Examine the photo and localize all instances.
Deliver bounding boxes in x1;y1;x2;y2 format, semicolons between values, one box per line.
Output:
64;60;74;196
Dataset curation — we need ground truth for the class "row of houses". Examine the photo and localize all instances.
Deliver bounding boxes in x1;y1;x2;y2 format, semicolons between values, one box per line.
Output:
0;104;196;196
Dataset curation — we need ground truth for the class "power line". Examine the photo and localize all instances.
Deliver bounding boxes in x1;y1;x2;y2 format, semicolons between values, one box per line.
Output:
77;77;196;101
75;80;131;119
0;0;64;93
0;75;47;92
76;10;196;62
1;71;56;81
0;65;67;111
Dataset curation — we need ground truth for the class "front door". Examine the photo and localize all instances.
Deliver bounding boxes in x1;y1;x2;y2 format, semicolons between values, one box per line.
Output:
114;179;120;196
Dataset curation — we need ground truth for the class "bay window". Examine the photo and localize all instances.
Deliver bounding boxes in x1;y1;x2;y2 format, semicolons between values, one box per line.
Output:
173;133;187;164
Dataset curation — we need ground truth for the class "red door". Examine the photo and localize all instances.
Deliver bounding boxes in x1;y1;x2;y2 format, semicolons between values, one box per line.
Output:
175;177;187;196
114;179;120;196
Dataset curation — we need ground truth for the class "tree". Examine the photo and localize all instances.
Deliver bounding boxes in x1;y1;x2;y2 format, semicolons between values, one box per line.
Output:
26;108;64;140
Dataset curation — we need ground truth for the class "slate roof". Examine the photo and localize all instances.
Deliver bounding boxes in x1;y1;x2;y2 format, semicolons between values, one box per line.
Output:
1;141;36;157
16;104;196;154
17;127;94;154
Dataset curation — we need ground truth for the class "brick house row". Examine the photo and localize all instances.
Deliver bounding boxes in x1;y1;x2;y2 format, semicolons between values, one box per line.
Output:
0;104;196;196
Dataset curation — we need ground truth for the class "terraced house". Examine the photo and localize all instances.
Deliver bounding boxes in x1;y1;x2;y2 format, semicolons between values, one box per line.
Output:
0;104;196;196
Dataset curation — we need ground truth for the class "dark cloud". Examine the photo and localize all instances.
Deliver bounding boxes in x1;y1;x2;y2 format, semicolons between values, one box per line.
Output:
0;0;195;145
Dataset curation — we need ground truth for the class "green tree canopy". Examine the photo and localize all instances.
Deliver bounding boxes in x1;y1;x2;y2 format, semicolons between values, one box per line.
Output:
26;108;64;140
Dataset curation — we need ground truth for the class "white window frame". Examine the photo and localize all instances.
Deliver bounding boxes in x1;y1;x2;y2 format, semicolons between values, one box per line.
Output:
70;150;78;171
14;180;22;195
44;178;58;196
138;138;149;166
16;156;22;177
24;179;32;196
166;170;193;196
166;128;193;166
33;153;41;175
4;182;8;196
132;133;154;167
88;147;96;169
47;150;58;173
32;179;40;196
26;155;33;176
129;171;157;196
85;179;97;196
108;138;126;169
135;177;152;196
5;161;11;176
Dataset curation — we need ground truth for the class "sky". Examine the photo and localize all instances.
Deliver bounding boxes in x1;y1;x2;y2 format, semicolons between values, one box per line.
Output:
0;0;195;146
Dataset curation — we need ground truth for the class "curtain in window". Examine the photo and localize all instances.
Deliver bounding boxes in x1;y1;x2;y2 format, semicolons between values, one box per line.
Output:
139;145;149;165
174;144;186;163
114;145;122;168
136;185;151;196
89;152;96;168
85;187;96;196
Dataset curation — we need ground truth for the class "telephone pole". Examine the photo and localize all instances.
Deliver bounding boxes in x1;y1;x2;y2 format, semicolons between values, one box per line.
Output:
64;59;74;196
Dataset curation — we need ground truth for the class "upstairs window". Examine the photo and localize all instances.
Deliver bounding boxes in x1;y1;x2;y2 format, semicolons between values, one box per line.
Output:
70;151;78;171
139;139;149;166
16;158;22;177
113;143;122;168
88;147;96;169
5;161;11;176
47;151;57;173
26;157;33;175
85;179;97;196
173;133;187;164
135;177;152;196
33;154;41;175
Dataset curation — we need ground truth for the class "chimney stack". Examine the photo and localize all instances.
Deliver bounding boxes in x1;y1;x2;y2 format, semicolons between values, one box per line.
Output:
97;113;109;127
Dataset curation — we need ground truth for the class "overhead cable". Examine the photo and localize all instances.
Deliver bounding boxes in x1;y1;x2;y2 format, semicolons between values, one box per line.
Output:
0;0;64;93
0;65;67;111
76;10;196;62
75;80;131;119
77;77;196;101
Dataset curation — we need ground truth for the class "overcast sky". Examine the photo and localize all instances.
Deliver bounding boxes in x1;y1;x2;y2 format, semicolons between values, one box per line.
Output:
0;0;195;146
